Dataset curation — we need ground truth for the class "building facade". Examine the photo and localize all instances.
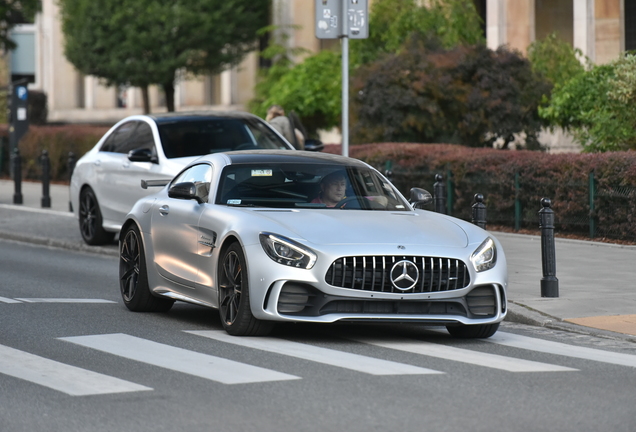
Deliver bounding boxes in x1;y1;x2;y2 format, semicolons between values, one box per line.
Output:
4;0;633;124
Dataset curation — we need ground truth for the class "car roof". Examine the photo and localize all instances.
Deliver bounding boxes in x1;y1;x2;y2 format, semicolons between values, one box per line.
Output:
217;150;370;167
146;111;260;124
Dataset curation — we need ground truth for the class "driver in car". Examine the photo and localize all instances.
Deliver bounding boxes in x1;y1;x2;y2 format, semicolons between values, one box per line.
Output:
311;171;347;207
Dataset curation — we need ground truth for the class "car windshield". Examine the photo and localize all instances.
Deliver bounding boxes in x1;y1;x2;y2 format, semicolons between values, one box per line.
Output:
158;118;291;158
215;163;411;211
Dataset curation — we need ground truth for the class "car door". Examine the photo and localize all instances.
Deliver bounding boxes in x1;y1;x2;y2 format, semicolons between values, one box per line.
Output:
151;164;212;291
108;120;168;220
94;121;138;224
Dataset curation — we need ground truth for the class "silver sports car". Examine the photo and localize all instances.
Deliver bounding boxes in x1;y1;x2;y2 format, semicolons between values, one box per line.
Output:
120;150;508;338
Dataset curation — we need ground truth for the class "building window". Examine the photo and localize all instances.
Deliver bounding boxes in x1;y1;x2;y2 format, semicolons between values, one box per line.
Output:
627;0;636;52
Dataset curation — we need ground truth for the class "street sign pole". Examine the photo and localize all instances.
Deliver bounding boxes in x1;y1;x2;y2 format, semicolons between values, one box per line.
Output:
341;0;349;157
8;79;29;179
315;0;368;157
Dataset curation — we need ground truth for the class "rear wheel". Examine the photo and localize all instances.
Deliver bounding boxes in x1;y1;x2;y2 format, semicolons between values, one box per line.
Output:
218;242;273;336
119;224;174;312
446;322;500;339
79;187;115;245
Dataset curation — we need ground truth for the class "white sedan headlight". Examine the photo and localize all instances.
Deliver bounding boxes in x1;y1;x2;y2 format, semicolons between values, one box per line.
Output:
259;233;317;269
470;237;497;272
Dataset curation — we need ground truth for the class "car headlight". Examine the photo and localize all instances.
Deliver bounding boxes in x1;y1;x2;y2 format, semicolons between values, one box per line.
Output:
470;237;497;272
259;233;317;269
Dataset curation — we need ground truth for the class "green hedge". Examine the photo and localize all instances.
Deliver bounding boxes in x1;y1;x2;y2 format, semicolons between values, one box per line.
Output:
326;143;636;241
0;124;110;181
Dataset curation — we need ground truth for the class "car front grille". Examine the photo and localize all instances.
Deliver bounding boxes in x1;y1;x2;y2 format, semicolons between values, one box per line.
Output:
325;255;470;293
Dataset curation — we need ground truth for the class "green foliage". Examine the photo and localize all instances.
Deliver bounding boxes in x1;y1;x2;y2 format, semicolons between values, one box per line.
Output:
338;142;636;241
0;0;40;50
352;35;551;148
350;0;485;67
59;0;268;111
540;55;636;152
254;50;341;138
527;33;587;89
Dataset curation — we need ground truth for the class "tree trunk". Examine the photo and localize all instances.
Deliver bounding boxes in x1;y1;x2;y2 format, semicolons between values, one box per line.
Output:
163;82;175;112
141;86;150;114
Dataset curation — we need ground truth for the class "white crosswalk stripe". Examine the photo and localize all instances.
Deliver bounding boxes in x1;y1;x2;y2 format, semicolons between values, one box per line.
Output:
0;296;22;303
349;336;577;372
0;344;152;396
187;330;442;376
14;298;116;303
60;333;300;385
488;332;636;368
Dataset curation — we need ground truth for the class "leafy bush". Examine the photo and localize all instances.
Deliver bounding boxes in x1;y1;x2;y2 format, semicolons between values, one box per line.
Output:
527;32;587;89
350;0;484;67
340;143;636;241
253;50;341;138
352;36;551;148
539;55;636;152
7;125;109;181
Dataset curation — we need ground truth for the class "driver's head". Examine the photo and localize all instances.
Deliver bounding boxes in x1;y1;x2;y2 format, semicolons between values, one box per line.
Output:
320;171;347;206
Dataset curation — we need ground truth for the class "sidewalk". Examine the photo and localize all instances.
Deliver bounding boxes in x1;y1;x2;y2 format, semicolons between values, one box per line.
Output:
1;179;635;341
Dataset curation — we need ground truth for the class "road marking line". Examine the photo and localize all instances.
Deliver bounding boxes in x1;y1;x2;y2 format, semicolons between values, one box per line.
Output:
350;337;577;372
0;296;22;303
488;332;636;368
60;333;300;385
15;298;116;303
187;330;442;376
0;344;152;396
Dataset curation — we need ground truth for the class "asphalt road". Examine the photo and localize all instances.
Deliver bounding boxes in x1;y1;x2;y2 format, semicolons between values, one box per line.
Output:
2;240;636;432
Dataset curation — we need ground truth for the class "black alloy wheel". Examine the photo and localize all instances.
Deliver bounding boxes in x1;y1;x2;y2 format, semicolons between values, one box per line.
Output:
119;224;173;312
218;242;273;336
78;187;114;245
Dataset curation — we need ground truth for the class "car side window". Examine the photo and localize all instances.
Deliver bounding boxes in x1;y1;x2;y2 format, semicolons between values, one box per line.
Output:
99;121;138;153
172;164;213;203
121;121;156;155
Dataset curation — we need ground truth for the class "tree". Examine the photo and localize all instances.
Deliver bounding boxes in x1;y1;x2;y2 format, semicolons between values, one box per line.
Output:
250;0;484;138
352;35;551;148
59;0;268;113
540;55;636;152
255;50;341;138
350;0;485;67
527;32;587;89
0;0;40;50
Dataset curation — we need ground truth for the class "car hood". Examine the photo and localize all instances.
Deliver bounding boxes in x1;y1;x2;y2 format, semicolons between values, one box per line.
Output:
251;210;469;248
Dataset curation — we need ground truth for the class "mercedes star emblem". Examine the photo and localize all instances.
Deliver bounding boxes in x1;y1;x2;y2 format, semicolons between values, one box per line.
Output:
390;260;419;291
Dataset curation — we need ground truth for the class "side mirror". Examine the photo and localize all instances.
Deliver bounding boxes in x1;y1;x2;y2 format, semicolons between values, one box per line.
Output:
409;187;433;209
168;182;203;203
304;139;324;152
128;148;157;163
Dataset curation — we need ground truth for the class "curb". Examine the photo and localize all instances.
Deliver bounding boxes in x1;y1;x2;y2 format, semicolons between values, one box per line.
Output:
0;231;118;257
506;301;636;343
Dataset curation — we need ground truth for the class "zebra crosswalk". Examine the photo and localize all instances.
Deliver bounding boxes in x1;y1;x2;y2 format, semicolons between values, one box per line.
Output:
1;330;635;397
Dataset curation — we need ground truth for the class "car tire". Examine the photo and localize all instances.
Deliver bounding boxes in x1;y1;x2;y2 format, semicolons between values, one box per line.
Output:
119;224;174;312
446;322;500;339
218;242;274;336
79;187;115;245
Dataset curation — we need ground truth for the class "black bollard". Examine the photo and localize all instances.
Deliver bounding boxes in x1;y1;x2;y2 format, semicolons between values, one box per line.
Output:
68;152;76;212
471;193;486;229
539;198;559;297
41;149;51;208
433;174;446;214
12;148;23;204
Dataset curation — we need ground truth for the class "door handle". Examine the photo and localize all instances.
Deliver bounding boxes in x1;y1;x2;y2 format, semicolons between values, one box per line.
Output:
122;162;130;168
159;205;169;216
93;160;101;166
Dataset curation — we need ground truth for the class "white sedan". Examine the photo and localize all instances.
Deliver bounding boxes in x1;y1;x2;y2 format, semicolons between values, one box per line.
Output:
70;111;296;245
120;150;508;338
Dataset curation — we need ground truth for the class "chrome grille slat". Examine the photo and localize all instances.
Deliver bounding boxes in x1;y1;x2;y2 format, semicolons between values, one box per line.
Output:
325;255;470;293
